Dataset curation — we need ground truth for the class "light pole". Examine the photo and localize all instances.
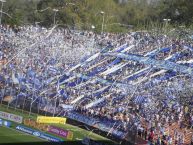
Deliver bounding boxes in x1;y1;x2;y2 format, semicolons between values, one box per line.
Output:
0;0;6;26
53;9;59;25
100;11;105;34
95;11;105;34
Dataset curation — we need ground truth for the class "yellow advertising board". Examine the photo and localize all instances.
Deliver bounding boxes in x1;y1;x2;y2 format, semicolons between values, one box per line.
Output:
37;116;67;124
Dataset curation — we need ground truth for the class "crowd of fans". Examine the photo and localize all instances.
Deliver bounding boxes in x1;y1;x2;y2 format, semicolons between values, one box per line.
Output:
0;24;193;144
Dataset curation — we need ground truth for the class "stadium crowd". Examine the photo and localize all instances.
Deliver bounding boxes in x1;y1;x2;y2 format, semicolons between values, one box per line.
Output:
0;24;193;144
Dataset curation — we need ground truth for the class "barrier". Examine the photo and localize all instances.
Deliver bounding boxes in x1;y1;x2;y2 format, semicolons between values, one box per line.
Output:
24;119;73;140
0;111;23;123
24;119;49;132
0;119;11;127
16;125;63;142
1;102;127;144
48;126;73;140
37;116;66;124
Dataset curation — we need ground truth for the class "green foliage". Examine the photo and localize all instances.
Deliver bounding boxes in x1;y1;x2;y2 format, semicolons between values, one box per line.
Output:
1;0;193;32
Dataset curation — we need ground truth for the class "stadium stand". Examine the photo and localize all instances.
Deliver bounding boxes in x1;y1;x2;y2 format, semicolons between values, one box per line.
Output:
0;25;193;144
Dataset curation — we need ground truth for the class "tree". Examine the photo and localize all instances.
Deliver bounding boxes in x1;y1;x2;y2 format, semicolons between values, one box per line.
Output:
1;0;193;31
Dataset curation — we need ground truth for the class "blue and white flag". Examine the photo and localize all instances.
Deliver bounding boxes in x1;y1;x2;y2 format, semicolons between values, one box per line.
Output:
133;96;145;104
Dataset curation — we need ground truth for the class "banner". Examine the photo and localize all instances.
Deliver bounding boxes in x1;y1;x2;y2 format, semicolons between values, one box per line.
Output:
0;119;11;127
48;126;73;140
104;52;193;76
24;119;73;140
37;116;66;124
24;119;49;132
0;111;23;123
3;120;12;127
16;125;63;142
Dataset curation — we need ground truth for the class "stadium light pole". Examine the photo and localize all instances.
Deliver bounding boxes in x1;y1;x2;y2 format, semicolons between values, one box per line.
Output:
0;0;6;26
100;11;105;34
95;11;105;34
53;9;59;25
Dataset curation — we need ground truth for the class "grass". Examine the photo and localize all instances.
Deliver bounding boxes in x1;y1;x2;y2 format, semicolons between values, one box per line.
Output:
0;126;45;143
0;104;114;144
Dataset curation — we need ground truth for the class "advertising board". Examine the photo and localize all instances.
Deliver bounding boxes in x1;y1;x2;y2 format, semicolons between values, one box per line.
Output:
16;125;63;142
0;111;23;123
24;119;73;140
3;120;12;127
24;119;49;132
37;116;66;124
0;119;11;127
48;126;73;140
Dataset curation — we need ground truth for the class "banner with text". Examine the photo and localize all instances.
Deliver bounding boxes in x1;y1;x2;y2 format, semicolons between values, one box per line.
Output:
48;126;73;140
37;116;66;124
16;125;63;142
0;111;23;123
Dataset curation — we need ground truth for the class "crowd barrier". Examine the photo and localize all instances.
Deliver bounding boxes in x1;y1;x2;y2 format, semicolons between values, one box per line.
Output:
1;101;133;144
24;119;73;140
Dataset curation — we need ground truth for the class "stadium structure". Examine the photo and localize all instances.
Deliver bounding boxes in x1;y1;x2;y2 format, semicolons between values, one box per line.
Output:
0;26;193;144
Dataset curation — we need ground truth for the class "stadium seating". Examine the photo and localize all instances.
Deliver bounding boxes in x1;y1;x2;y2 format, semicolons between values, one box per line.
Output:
0;25;192;144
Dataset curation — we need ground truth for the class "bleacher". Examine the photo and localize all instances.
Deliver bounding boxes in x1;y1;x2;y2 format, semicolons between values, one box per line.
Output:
0;26;193;144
